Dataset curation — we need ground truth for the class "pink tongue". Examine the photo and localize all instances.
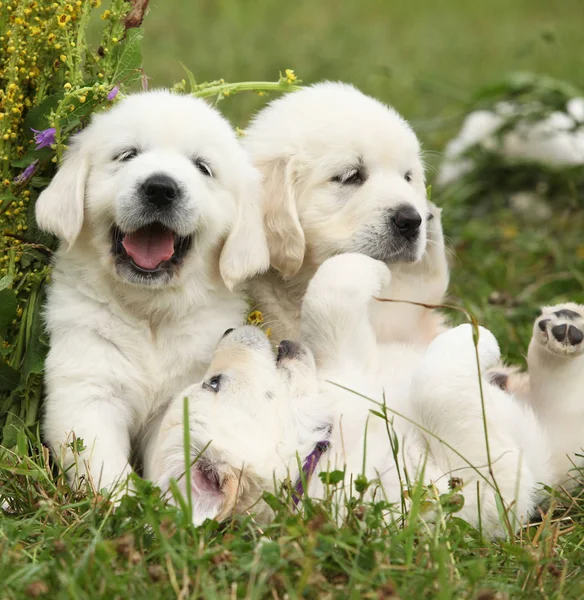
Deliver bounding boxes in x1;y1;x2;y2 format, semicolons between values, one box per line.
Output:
122;228;175;270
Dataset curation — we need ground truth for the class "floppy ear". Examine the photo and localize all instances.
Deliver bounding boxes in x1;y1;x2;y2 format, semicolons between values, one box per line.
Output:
35;136;89;249
219;168;271;291
259;158;305;279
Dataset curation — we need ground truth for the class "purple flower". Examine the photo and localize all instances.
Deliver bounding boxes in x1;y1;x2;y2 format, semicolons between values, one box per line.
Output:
14;160;39;185
31;127;56;150
107;85;120;101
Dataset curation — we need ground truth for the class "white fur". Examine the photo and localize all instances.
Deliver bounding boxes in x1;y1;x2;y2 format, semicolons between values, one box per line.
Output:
148;254;554;537
244;82;449;345
504;303;584;491
37;90;269;493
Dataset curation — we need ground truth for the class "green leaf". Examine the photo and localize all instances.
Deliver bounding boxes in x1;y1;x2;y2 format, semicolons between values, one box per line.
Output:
111;28;144;85
355;474;370;494
319;469;345;485
23;92;64;134
0;359;20;391
0;275;14;292
0;288;17;336
1;414;21;451
180;62;198;93
262;491;285;511
21;287;48;380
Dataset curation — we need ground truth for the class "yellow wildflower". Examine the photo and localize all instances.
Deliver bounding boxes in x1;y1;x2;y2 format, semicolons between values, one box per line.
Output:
101;9;111;19
285;69;297;83
247;310;264;325
57;14;70;26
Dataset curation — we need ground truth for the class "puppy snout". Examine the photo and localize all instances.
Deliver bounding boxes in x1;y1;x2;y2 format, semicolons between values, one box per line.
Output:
392;205;422;240
277;340;302;362
141;173;179;209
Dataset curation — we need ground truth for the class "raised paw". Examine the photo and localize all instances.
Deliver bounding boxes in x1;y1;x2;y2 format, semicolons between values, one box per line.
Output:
307;253;391;301
533;303;584;357
425;324;501;373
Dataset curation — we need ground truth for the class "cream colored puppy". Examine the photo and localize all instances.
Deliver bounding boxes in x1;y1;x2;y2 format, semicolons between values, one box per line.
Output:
36;91;269;494
244;82;449;344
147;254;555;537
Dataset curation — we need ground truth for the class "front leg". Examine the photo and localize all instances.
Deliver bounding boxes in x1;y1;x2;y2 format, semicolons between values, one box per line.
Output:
371;201;450;345
300;253;391;371
43;333;135;495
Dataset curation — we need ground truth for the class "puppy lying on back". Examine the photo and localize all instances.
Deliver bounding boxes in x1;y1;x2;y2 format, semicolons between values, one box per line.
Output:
495;304;584;492
244;82;449;345
36;91;269;494
147;254;560;537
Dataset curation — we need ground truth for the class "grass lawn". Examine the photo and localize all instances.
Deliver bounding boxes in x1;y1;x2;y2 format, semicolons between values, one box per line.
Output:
2;1;584;598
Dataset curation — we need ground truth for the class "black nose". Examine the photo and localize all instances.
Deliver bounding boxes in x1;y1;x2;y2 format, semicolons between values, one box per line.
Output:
277;340;301;362
392;205;422;239
142;174;179;208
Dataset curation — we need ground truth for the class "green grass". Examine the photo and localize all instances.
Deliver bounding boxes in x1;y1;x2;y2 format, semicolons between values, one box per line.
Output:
142;0;584;147
2;1;584;598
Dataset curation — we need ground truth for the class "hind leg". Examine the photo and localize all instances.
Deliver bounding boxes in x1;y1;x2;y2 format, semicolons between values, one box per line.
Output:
523;304;584;488
410;324;539;536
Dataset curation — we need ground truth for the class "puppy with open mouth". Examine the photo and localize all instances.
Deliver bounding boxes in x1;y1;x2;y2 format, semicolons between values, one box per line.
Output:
243;82;449;345
36;90;269;494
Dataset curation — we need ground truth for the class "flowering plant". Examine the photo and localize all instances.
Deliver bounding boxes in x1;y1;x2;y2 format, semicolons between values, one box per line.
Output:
0;0;299;449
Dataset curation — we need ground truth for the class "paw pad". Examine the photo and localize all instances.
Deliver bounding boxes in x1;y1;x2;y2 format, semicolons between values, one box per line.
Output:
534;305;584;356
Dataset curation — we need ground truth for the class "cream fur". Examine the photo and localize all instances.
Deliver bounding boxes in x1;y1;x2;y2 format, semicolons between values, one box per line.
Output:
148;254;558;537
502;303;584;492
243;82;449;345
37;90;269;494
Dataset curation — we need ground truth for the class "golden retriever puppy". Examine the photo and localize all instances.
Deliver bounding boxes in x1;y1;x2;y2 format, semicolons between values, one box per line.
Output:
243;82;449;344
36;91;269;494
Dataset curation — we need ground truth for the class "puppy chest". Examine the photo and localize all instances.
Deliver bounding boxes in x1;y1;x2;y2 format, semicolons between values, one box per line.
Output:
138;330;213;406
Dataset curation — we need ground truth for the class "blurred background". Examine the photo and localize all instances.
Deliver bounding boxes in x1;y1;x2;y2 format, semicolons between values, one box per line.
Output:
140;0;584;150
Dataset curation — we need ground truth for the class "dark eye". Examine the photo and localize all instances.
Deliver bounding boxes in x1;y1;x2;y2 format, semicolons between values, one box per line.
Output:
332;167;365;185
404;170;413;183
194;157;213;177
114;148;138;162
203;375;223;393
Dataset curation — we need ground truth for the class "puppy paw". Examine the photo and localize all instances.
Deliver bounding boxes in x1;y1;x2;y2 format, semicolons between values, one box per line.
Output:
426;324;501;372
309;253;391;301
534;304;584;357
